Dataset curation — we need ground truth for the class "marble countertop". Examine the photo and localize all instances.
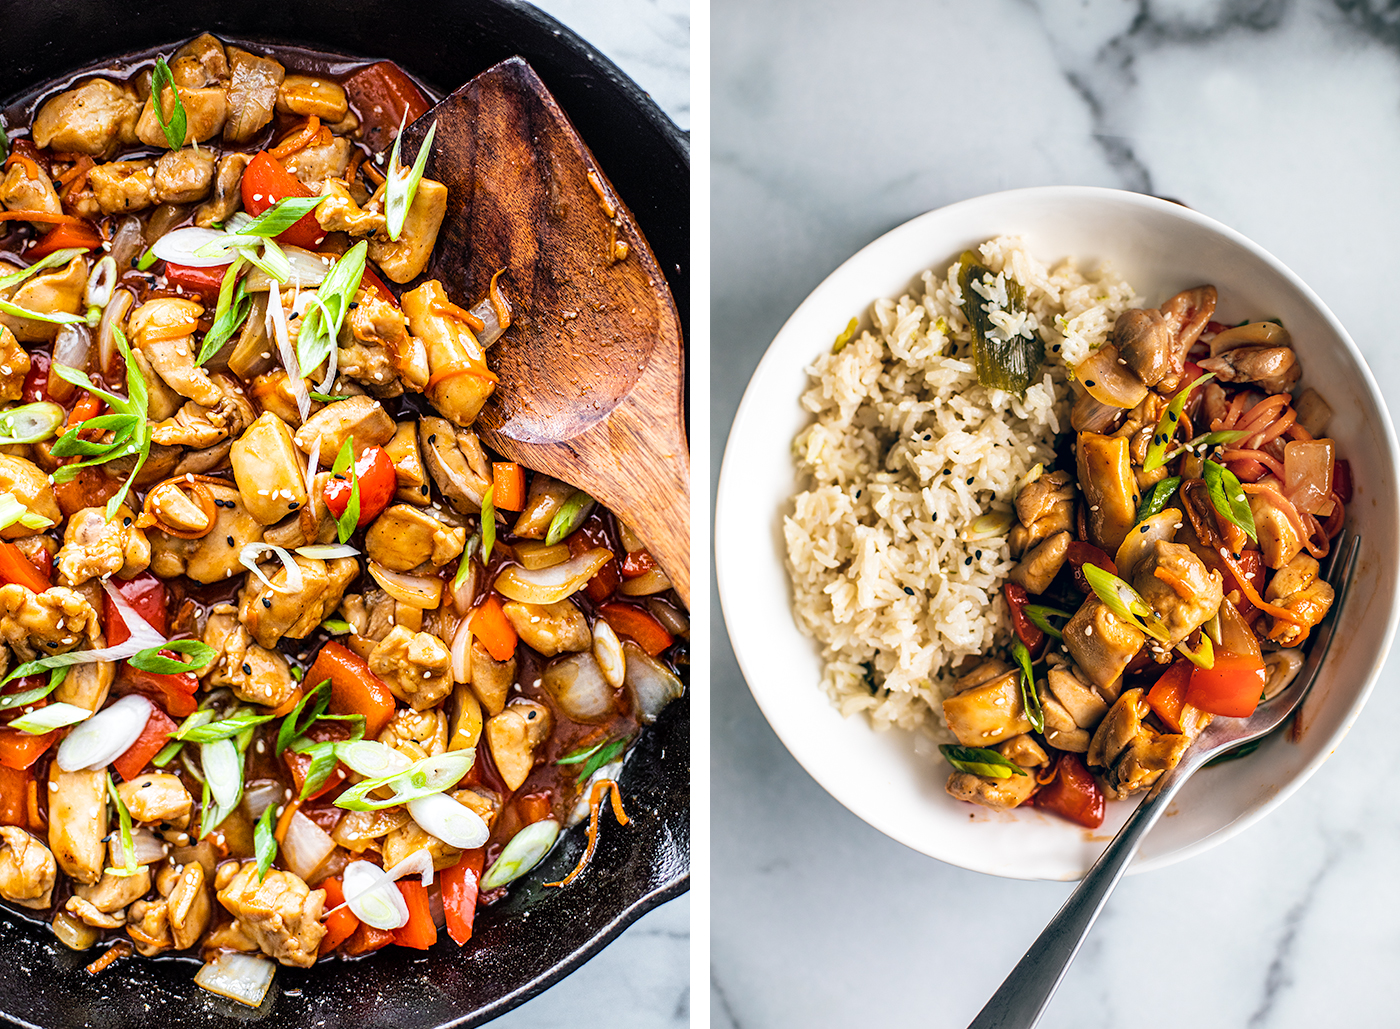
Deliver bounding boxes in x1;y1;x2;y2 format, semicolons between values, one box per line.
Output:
712;1;1400;1027
491;2;689;1027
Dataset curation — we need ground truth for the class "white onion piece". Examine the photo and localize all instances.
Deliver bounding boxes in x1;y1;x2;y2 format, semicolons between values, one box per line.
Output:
239;543;304;595
98;288;134;378
368;561;443;609
493;548;613;605
479;819;561;891
195;952;276;1008
109;827;167;867
109;216;144;271
568;760;623;827
449;615;473;685
335;740;412;779
84;255;118;309
56;694;152;771
48;325;90;402
470;293;510;347
151;226;233;267
243;247;332;291
295;543;358;560
407;793;490;849
541;652;617;723
592;619;626;689
282;809;336;882
621;641;684;725
343;859;411;930
303;433;321;501
267;279;310;421
450;560;478;617
202;739;243;811
241;779;285;820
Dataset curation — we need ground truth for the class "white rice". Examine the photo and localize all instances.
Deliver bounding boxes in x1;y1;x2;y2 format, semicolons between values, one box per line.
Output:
784;236;1140;737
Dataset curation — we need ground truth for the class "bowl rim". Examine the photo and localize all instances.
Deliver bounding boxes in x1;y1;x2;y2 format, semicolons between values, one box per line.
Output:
716;184;1400;879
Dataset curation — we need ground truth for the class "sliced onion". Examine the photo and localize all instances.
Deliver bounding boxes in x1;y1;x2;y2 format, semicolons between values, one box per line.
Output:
152;226;233;268
244;247;333;291
47;324;90;402
1263;648;1305;700
303;433;321;499
109;216;144;272
449;615;473;685
621;641;683;725
98;288;134;378
84;255;118;309
295;543;358;560
267;278;310;422
542;652;617;723
1284;438;1335;516
202;738;243;811
450;560;479;616
492;548;613;605
644;599;689;637
282;809;336;882
618;566;672;597
195;952;276;1008
335;740;412;779
55;694;152;771
343;859;411;930
368;561;443;609
592;619;626;689
241;779;286;820
470;293;510;347
407;793;490;849
109;826;166;867
479;819;560;891
240;543;304;595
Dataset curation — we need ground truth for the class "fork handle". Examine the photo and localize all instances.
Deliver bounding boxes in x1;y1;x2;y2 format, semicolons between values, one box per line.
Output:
966;762;1197;1029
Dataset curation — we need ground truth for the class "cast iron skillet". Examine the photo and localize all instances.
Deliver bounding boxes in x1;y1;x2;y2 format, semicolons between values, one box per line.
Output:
0;2;689;1026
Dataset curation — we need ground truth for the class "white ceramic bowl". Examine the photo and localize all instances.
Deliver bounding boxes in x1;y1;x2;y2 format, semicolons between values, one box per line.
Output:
716;186;1400;881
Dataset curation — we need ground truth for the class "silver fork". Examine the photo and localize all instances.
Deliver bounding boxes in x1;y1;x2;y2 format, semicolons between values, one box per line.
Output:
967;529;1360;1029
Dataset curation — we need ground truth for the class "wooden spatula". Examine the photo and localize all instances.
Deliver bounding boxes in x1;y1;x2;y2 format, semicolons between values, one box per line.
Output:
399;57;690;608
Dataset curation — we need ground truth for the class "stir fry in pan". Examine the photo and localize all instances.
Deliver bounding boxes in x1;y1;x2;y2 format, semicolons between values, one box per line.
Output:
941;281;1342;827
0;31;685;1004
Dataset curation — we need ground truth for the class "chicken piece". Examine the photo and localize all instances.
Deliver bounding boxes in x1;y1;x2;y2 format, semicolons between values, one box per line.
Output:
380;820;462;873
238;555;358;648
1039;689;1091;753
127;897;172;957
1045;662;1110;728
293;395;395;465
0;253;86;343
66;896;126;930
277;74;349;121
1264;552;1335;646
330;807;410;853
136;85;228;147
342;288;430;391
54;657;114;714
284;135;352;192
941;668;1032;748
1199;346;1301;395
203;609;297;709
166;860;212;950
0;160;62;223
194;152;251;227
118;773;192;826
1076;432;1140;555
470;640;516;716
0;583;98;662
402;279;494;426
87;158;156;215
150;376;256;449
945;733;1046;810
249;369;316;427
385;420;429;505
224;47;284;144
32;79;140;156
502;599;592;656
0;454;61;539
1089;690;1191;797
377;706;448;763
1062;597;1146;691
1087;688;1147;771
512;475;578;538
1008;530;1069;595
74;866;152;915
316;178;387;236
418;418;493;515
952;658;1014;693
369;178;447;283
48;767;107;885
485;701;553;791
54;504;149;587
230;412;311;525
0;327;30;401
0;827;56;909
216;862;326;968
171;33;229;87
368;625;454;711
1151;286;1216;393
453;787;501;830
447;680;484;751
365;504;465;572
129;298;222;406
1009;470;1075;557
153;146;215;204
1131;541;1223;646
200;918;260;959
148;480;264;583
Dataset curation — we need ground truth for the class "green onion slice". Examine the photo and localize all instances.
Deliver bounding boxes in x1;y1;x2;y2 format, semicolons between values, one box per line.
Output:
172;708;275;743
1023;604;1073;641
331;437;361;543
242;196;326;238
197;257;251;365
480;486;497;565
451;532;479;590
938;744;1027;779
1176;632;1215;669
253;802;278;881
153;709;215;767
0;248;87;292
296;241;367;385
384;120;436;241
545;490;594;547
831;316;858;353
0;494;53;534
276;679;331;755
1081;562;1170;643
1143;372;1214;472
557;735;631;783
333;751;475;812
0;401;64;446
150;56;188;151
0;298;86;326
105;772;141;877
1135;476;1182;524
129;638;217;675
1011;639;1045;733
9;701;91;735
1202;459;1258;543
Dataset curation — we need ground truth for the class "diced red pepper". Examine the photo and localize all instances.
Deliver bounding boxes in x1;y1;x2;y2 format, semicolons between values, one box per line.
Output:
1002;582;1044;650
163;262;229;304
323;446;396;528
341;920;396;956
472;595;518;662
1333;459;1352;504
1032;752;1105;829
0;729;56;771
0;540;50;593
0;764;29;826
442;848;486;946
515;792;552;826
112;707;178;782
1219;549;1264;622
619;548;657;580
391;879;438;950
27;220;102;259
117;659;199;718
1185;651;1267;719
343;61;431;153
1065;541;1117;594
309;641;397;738
317;876;360;956
102;571;168;647
1145;660;1193;734
597;602;673;657
241;152;326;249
360;267;397;305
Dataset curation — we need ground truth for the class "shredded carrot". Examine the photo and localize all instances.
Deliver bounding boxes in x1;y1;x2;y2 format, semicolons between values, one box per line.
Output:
139;320;200;343
0;210;85;225
274;797;304;845
269;116;322;160
346;148;366;185
426;364;499;390
56;155;94;189
1217;546;1304;626
314;126;334;148
487;268;512;332
544;779;629;888
26;777;44;831
362;160;386;187
3;153;41;180
85;940;131;975
269;685;305;719
1221;447;1287;479
431;297;486;334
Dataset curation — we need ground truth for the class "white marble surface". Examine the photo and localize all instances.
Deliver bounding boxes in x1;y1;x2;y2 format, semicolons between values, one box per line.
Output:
491;2;690;1027
713;1;1400;1026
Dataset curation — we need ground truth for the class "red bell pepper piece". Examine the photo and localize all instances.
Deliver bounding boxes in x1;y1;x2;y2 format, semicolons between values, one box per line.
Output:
117;658;199;718
0;729;56;771
102;571;168;647
1145;660;1193;733
343;61;431;153
597;602;673;657
1002;582;1044;650
619;548;657;580
323;446;396;528
317;876;361;956
342;920;396;956
1065;541;1117;594
391;879;437;950
1032;752;1105;829
360;267;397;305
163;262;229;304
472;595;518;662
1219;549;1264;622
112;707;178;782
241;152;326;249
27;220;102;259
0;540;50;593
441;848;486;946
0;764;29;826
1333;459;1352;504
309;641;397;738
1185;651;1268;719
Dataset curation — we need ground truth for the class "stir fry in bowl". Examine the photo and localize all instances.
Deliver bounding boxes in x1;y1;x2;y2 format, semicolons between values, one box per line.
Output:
785;237;1341;832
0;31;685;1005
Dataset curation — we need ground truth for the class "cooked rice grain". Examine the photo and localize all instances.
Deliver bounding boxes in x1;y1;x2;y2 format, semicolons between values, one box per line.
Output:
784;236;1139;736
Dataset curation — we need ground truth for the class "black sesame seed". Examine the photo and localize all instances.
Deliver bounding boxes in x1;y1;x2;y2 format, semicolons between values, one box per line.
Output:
123;517;132;526
964;557;972;566
227;535;235;546
1085;379;1096;387
903;586;914;596
262;597;272;608
242;663;252;674
289;501;299;510
932;512;938;521
420;486;429;495
975;550;983;559
428;434;437;445
943;469;951;476
348;302;359;309
526;710;536;720
966;477;974;485
1140;524;1148;533
855;490;862;499
1168;411;1178;421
